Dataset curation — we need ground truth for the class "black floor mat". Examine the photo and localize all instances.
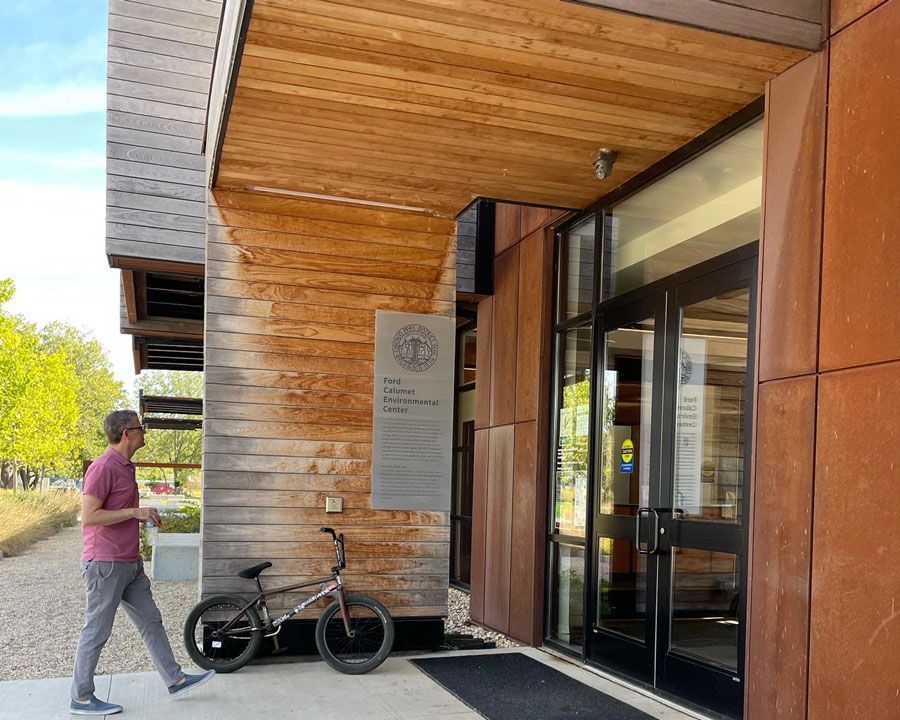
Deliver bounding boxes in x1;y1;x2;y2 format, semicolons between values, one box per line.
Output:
411;652;655;720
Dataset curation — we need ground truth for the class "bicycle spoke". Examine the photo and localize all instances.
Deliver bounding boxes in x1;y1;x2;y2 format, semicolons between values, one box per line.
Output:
322;603;386;664
193;602;256;666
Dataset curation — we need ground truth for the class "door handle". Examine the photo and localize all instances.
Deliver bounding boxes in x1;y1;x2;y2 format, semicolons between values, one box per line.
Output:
635;507;660;555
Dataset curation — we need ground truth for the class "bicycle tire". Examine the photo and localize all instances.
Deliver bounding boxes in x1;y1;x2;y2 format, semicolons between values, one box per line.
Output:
315;594;394;675
183;595;263;673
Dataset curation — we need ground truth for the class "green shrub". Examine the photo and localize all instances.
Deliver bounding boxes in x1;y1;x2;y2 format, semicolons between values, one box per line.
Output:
161;504;201;534
140;504;201;560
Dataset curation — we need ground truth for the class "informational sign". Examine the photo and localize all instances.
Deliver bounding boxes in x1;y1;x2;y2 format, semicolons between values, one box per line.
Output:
673;338;706;515
371;311;455;511
620;438;635;473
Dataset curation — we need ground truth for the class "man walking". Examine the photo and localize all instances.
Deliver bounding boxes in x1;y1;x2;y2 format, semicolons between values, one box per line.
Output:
70;410;214;715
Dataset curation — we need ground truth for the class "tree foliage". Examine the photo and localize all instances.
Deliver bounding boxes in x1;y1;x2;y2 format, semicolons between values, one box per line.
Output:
132;370;203;488
0;279;125;489
41;322;128;474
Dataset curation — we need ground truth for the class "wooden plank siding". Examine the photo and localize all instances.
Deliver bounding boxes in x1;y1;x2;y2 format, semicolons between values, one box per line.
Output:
106;0;222;269
202;189;455;617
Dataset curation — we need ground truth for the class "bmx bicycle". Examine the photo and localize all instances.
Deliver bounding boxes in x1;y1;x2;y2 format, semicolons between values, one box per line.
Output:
183;527;394;674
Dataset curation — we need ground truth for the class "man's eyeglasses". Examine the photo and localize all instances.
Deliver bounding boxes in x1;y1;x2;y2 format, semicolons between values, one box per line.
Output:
125;425;146;433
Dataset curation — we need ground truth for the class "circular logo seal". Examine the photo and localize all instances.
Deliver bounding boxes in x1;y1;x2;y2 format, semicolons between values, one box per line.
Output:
679;348;693;384
392;324;438;372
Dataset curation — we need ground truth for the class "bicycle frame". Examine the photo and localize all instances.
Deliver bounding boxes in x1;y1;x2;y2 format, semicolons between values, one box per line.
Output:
219;529;353;637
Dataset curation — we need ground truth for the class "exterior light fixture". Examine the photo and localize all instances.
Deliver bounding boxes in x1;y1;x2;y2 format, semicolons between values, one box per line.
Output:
592;148;618;180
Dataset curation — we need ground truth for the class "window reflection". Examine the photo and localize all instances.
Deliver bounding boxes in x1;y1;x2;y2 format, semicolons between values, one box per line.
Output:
603;121;762;300
553;326;591;537
549;543;585;649
670;548;740;670
458;328;476;385
559;217;596;321
674;288;749;523
596;537;647;642
598;319;655;517
451;322;476;587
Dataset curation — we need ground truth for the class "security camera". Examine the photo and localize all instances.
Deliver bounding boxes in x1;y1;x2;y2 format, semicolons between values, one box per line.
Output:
592;148;618;180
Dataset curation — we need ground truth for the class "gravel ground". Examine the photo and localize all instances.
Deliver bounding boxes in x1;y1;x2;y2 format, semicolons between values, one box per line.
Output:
0;528;517;682
445;587;521;649
0;526;197;682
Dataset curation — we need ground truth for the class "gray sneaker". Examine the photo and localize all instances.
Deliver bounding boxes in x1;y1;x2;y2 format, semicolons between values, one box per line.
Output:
168;669;216;698
70;695;123;715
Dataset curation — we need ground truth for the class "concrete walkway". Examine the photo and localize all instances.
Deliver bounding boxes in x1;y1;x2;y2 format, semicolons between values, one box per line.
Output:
0;648;700;720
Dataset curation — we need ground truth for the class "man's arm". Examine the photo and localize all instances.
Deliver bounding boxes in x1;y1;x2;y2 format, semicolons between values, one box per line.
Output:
81;494;162;527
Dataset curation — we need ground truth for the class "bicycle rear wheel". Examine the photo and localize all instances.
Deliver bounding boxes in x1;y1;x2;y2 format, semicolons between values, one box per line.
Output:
183;595;263;673
315;594;394;674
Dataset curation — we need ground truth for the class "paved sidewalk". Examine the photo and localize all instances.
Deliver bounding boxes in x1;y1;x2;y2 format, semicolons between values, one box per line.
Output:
0;648;699;720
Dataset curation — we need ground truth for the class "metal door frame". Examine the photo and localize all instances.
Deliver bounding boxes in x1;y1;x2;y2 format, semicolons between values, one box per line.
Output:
583;243;758;719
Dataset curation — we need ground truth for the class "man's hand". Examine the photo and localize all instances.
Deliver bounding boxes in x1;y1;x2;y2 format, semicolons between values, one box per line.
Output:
133;506;164;528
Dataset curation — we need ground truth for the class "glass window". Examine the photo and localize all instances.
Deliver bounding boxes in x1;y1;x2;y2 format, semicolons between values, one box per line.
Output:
450;518;472;587
558;216;596;321
451;321;476;587
670;548;741;671
602;120;762;299
596;536;648;642
458;328;476;385
598;319;655;517
673;287;750;523
553;325;592;538
548;542;585;649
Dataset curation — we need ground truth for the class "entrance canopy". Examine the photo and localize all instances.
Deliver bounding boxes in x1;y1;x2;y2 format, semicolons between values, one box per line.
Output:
209;0;807;215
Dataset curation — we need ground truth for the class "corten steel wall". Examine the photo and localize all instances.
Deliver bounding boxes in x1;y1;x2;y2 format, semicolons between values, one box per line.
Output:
469;204;561;646
747;1;900;718
201;189;455;620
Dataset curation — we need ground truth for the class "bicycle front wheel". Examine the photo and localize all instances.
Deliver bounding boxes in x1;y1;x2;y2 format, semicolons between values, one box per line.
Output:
183;595;263;673
315;594;394;674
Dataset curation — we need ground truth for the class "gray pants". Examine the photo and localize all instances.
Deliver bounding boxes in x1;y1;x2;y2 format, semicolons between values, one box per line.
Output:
71;560;183;701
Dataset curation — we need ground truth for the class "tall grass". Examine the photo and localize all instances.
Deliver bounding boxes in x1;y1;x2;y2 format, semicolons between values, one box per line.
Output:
0;490;82;557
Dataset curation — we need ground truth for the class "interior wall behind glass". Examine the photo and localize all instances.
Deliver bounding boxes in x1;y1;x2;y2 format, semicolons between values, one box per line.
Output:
602;120;762;300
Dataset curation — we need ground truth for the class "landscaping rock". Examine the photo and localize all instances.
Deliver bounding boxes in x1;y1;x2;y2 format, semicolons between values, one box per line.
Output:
0;529;519;682
0;526;197;681
445;587;521;649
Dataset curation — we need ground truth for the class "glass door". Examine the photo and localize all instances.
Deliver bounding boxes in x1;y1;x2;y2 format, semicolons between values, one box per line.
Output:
588;291;664;681
654;260;754;717
587;252;756;719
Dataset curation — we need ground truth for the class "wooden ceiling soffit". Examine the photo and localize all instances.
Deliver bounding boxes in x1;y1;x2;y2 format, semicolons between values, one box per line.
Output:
211;0;808;217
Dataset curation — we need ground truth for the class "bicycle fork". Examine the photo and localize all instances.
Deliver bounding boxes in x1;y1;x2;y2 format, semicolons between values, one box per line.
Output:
336;587;354;637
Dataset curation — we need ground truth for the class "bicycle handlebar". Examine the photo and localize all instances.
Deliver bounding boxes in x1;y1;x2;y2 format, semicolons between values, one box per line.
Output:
320;526;346;569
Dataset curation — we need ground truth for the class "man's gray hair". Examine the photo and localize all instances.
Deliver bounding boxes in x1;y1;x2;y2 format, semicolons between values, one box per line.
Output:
103;409;139;444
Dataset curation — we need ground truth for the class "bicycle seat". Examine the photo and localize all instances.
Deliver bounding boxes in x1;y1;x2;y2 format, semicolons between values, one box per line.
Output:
237;561;272;579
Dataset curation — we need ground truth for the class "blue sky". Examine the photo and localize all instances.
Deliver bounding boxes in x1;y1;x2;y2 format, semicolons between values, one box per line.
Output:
0;1;136;385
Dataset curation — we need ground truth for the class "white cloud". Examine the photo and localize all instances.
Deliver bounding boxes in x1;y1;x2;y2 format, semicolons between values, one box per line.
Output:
0;83;105;117
0;181;135;387
0;147;105;169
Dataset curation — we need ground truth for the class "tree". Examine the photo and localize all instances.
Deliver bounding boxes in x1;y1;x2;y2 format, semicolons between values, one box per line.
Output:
133;370;203;489
40;322;127;475
0;280;80;489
